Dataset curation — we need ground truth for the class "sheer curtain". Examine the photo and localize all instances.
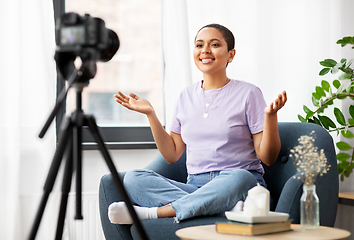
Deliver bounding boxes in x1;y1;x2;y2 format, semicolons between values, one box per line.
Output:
0;0;57;239
163;0;344;126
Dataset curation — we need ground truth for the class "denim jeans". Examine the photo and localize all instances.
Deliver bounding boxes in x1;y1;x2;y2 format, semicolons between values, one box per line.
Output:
123;169;265;221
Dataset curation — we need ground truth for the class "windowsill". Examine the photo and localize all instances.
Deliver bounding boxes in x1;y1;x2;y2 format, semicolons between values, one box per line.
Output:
81;126;157;150
83;142;157;150
338;191;354;206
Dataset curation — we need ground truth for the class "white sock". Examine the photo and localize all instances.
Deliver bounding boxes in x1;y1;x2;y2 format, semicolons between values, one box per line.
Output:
108;202;158;224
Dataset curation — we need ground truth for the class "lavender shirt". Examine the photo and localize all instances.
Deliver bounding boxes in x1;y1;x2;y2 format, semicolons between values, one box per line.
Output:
169;79;267;175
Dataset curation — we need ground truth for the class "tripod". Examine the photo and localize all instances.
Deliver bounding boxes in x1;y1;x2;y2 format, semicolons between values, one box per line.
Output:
28;60;149;240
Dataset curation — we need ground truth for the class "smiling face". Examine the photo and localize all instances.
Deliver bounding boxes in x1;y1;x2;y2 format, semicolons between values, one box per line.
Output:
193;27;235;77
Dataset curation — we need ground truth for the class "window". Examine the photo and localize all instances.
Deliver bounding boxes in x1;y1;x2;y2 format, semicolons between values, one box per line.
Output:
54;0;163;149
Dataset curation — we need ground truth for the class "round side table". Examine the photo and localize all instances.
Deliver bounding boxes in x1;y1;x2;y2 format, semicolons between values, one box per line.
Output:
175;224;351;240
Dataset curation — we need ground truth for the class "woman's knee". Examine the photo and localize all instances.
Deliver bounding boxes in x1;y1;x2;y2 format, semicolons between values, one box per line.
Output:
221;169;258;190
123;169;150;192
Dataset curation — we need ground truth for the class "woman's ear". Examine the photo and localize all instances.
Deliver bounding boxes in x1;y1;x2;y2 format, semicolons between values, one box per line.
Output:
228;49;236;63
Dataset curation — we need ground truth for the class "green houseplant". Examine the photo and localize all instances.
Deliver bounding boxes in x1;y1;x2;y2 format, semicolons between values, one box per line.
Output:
298;36;354;181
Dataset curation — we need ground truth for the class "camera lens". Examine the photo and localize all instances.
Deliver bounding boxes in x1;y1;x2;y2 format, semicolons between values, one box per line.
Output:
99;30;120;62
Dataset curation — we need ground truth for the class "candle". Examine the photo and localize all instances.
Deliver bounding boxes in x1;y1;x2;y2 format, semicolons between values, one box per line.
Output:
243;183;270;216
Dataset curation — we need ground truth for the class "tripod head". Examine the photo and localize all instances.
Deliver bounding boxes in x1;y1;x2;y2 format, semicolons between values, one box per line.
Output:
39;57;95;139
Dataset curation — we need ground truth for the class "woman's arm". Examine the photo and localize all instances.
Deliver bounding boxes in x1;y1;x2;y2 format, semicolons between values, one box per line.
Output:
252;91;287;166
115;92;186;164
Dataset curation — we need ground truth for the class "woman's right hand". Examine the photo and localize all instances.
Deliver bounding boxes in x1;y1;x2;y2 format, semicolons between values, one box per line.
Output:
114;91;154;115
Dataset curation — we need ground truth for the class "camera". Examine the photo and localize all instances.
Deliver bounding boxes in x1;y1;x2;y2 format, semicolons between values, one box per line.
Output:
55;12;119;62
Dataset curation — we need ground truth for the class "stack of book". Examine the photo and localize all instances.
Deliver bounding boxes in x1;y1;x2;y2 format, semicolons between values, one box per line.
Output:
216;219;292;236
217;211;292;236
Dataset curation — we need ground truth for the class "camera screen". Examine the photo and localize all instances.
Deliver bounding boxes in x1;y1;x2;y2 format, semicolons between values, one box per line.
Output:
61;26;85;45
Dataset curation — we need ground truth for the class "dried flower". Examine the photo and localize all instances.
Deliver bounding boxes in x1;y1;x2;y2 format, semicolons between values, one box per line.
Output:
290;131;331;185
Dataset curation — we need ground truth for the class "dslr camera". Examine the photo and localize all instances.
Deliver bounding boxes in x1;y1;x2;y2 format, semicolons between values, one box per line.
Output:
55;12;119;62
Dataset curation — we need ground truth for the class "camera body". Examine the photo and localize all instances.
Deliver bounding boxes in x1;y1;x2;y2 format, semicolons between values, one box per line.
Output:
55;12;119;62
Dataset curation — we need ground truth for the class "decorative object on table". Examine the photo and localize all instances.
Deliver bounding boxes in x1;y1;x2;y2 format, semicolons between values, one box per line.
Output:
243;183;269;216
297;36;354;181
289;131;331;230
216;220;292;236
225;184;289;223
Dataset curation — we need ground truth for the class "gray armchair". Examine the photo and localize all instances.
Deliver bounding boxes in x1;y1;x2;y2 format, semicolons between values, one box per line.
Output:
99;122;339;240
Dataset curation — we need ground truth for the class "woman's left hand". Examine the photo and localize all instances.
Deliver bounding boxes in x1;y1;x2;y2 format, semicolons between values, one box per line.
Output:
264;91;287;115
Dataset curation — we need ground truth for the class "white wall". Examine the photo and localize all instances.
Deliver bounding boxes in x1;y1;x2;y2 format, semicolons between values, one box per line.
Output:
82;148;158;192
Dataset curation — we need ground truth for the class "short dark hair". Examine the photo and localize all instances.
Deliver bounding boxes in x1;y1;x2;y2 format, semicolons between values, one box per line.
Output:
195;24;235;51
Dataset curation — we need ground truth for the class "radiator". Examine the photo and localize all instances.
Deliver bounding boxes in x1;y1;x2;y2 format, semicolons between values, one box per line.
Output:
64;192;105;240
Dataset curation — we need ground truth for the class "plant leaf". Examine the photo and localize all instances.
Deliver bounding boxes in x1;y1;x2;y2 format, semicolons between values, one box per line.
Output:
336;83;345;94
337;141;353;150
319;115;336;128
311;95;319;107
320;59;337;67
339;73;352;80
298;114;306;122
318;115;329;129
316;86;326;97
303;105;313;115
337;36;354;47
319;68;331;76
344;167;353;177
333;79;341;89
342;130;354;138
308;119;315;124
346;81;354;93
334;107;346;126
321;80;331;92
332;67;339;74
312;92;321;100
341;160;350;169
348;118;354;125
349;105;354;119
312;116;322;126
338;163;344;174
337;153;350;161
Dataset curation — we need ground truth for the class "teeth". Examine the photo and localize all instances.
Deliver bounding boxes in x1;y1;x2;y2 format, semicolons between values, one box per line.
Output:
202;59;213;63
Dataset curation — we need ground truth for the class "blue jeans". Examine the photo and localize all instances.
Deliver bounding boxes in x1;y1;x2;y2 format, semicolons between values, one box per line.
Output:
123;169;265;221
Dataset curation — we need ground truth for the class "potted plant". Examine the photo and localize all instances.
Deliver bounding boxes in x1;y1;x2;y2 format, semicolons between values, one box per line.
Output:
298;36;354;181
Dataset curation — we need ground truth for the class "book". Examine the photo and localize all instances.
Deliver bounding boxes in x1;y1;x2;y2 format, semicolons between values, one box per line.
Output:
216;220;292;236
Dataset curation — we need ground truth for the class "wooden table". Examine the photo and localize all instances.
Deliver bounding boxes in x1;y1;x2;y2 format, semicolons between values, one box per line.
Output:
175;224;351;240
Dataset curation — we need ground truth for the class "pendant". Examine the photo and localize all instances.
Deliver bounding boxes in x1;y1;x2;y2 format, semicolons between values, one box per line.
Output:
203;113;209;118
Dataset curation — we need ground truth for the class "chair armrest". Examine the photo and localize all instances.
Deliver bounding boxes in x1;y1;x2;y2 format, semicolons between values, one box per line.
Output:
144;151;187;183
99;173;133;240
274;176;303;223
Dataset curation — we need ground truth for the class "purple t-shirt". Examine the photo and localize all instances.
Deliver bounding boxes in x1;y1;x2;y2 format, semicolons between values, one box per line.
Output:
169;79;267;175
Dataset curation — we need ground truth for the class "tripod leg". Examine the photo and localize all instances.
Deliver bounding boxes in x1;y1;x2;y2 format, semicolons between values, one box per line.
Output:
85;115;149;240
73;110;83;220
55;142;74;240
28;118;73;240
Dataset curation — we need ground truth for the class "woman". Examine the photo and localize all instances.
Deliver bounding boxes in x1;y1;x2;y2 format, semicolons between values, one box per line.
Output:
109;24;287;224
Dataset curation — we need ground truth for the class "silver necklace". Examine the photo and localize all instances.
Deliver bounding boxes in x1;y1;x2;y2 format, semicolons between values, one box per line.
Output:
202;79;229;118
